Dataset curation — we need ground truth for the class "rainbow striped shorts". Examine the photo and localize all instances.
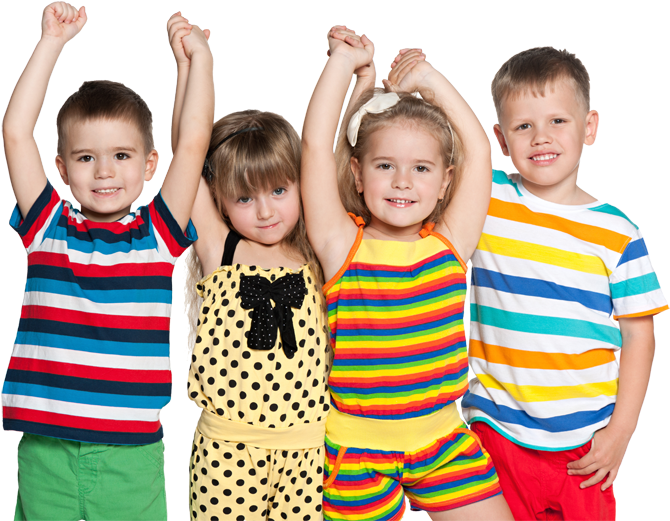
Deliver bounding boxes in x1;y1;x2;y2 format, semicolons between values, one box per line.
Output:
323;425;502;521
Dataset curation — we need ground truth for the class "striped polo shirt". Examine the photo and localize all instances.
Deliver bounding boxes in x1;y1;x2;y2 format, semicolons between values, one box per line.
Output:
3;181;196;445
324;220;469;420
462;171;667;450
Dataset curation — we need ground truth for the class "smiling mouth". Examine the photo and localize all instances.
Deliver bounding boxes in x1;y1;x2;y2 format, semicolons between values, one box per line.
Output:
530;154;558;161
93;188;120;194
387;198;416;207
258;223;279;229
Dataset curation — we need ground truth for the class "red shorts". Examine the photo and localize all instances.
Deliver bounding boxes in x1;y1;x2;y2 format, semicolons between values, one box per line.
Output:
471;422;616;521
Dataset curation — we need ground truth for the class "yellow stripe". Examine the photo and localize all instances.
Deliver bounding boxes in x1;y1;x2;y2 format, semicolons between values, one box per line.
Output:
332;383;467;408
339;270;460;290
339;297;464;319
334;324;465;348
478;233;611;276
477;373;618;402
355;236;445;265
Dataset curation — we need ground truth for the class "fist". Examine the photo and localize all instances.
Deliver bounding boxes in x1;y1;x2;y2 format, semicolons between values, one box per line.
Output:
42;2;86;43
182;25;211;60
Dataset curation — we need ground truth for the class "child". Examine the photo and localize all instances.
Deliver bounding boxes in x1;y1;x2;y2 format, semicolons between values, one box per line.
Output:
2;4;213;519
168;15;331;521
461;47;668;520
301;27;513;520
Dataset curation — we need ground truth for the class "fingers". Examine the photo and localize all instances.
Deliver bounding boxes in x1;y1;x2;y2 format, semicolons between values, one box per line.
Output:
49;2;79;23
382;79;399;93
391;49;424;69
75;5;87;29
203;29;210;40
601;468;617;491
578;468;608;489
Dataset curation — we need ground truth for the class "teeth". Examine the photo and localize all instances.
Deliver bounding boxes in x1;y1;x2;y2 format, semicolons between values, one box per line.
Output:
531;154;558;161
389;199;413;203
95;188;119;194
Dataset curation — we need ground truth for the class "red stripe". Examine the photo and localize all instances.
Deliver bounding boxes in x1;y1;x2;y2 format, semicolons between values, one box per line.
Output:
348;251;450;273
9;357;171;383
149;202;185;258
64;212;147;233
330;363;468;389
337;304;463;329
21;305;170;331
28;251;173;277
4;407;161;433
22;190;61;248
334;332;466;358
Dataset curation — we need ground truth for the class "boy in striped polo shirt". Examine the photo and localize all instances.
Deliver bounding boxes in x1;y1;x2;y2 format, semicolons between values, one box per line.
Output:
461;47;667;520
2;4;213;519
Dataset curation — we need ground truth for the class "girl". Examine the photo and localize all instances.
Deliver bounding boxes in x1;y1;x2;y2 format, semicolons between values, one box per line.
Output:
301;28;514;521
168;15;330;521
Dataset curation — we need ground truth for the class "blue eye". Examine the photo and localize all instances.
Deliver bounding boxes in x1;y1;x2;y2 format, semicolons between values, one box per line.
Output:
273;187;287;196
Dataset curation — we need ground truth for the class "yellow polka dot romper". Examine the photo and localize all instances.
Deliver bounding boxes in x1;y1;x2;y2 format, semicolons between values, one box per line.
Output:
188;262;331;521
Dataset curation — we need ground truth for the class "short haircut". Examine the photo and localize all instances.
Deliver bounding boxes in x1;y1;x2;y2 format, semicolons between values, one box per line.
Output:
56;80;153;155
492;47;590;119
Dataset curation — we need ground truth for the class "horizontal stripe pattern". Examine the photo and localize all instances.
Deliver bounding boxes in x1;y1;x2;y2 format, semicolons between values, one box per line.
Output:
462;171;667;450
3;182;195;445
326;230;468;421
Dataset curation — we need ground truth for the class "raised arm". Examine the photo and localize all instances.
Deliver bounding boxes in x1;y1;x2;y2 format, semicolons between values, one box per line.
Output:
301;27;374;281
386;49;491;263
160;22;214;231
3;2;86;218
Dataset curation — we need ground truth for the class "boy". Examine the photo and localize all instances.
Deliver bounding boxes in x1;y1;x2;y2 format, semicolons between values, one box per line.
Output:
2;3;213;519
461;47;667;520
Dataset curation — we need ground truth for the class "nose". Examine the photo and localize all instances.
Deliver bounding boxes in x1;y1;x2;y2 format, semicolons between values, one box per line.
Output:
94;156;115;179
392;167;413;190
256;196;275;221
531;124;552;146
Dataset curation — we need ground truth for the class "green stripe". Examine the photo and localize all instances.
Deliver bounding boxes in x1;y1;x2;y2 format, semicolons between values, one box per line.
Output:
331;348;466;373
492;169;522;197
336;320;464;343
611;272;661;299
342;261;462;283
588;204;638;229
334;375;467;400
471;304;621;346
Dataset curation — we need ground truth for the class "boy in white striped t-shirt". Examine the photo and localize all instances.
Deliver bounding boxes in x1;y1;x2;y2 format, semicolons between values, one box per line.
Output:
461;47;667;520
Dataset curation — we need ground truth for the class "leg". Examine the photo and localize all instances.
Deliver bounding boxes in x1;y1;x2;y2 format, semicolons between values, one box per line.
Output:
428;494;513;521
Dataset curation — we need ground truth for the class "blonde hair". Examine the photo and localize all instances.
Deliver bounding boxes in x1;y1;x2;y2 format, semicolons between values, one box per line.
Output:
185;110;324;347
491;47;590;120
335;89;463;225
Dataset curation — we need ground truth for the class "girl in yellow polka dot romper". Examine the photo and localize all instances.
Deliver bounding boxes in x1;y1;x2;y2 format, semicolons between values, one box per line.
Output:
169;21;330;520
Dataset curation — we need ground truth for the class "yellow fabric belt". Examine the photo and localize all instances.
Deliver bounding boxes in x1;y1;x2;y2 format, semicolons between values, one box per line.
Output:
326;404;462;452
197;411;326;450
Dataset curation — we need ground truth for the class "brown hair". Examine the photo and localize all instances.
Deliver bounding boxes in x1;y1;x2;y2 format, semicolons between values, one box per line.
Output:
335;89;463;225
56;80;153;155
491;47;590;119
185;111;325;347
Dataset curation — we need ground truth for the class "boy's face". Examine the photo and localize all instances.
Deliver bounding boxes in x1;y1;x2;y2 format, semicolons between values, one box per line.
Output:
56;118;157;222
494;79;598;203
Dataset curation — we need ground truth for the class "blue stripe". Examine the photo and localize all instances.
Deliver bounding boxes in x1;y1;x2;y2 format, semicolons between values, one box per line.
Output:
345;255;458;279
330;370;468;396
472;267;613;314
14;331;169;357
336;284;466;308
492;169;522;196
25;278;173;304
461;392;614;433
153;192;198;248
339;316;464;338
53;223;158;255
471;304;622;346
611;272;661;299
5;369;170;397
19;318;169;344
616;238;648;267
333;342;466;366
2;381;169;409
3;419;162;445
27;265;173;291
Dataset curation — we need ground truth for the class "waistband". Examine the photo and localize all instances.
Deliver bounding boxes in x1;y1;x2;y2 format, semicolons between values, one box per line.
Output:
197;411;326;450
326;404;462;452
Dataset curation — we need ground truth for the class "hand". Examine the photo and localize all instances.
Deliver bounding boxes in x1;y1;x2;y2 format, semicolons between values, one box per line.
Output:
384;48;434;94
182;24;211;60
327;25;374;72
167;11;211;66
566;425;632;491
41;2;86;44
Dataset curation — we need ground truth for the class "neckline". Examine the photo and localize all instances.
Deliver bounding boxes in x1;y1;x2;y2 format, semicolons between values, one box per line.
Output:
516;177;602;213
199;263;309;286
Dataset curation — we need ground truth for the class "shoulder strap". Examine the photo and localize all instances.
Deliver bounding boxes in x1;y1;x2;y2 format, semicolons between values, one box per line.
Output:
323;215;366;293
420;222;467;272
221;230;242;266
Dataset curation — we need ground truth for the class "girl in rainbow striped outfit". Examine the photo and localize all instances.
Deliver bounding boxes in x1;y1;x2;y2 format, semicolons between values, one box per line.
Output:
301;27;514;521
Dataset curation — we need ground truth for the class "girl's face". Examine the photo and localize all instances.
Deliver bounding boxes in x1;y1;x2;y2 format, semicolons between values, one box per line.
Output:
221;180;301;246
351;122;452;236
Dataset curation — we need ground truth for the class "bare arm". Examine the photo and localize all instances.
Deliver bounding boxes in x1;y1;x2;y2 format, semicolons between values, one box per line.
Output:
386;49;491;262
160;24;214;231
567;315;655;490
301;27;373;281
3;3;86;218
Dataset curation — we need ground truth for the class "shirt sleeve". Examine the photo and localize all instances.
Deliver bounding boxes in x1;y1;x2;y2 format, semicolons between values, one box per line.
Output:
9;181;63;253
148;191;198;263
610;232;668;319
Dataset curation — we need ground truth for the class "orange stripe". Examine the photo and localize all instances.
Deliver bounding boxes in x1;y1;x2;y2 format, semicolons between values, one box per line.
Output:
614;305;669;320
469;339;615;370
323;214;365;294
324;446;348;488
489;198;630;253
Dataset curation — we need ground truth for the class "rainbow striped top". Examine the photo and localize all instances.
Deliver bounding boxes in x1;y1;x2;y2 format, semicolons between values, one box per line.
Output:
324;217;468;421
462;171;668;450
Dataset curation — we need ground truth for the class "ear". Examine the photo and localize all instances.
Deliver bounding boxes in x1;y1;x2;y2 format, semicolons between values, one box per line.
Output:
584;110;599;146
55;155;70;185
493;124;510;156
350;156;364;193
144;149;159;181
438;165;454;200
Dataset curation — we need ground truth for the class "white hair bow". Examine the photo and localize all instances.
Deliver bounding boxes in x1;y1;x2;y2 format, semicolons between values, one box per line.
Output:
347;92;401;147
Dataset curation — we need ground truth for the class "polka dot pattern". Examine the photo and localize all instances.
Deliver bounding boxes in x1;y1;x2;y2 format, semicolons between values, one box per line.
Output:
189;428;325;521
189;264;330;428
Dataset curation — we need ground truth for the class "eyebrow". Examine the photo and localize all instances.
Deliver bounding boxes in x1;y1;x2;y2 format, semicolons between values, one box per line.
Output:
370;156;437;166
70;146;139;155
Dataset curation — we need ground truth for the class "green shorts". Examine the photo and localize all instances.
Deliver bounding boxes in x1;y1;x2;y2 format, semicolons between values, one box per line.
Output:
15;433;167;521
